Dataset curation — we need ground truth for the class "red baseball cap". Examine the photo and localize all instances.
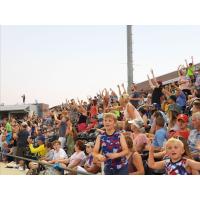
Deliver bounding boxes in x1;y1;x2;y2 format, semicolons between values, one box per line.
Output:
177;114;188;123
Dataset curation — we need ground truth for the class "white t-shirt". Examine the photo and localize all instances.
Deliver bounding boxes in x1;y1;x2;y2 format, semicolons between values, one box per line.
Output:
53;148;68;160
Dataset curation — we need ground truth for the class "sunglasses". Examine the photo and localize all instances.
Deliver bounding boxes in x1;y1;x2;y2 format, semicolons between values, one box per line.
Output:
174;136;184;141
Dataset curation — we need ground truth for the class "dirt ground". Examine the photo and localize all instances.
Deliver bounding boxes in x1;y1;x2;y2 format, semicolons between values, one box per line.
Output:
0;162;27;175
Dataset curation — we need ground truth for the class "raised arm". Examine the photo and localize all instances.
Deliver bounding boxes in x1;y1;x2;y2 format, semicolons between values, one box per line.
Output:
110;88;118;98
117;84;122;97
147;74;155;90
191;56;194;65
177;65;182;77
162;87;172;98
148;145;165;170
185;59;189;68
171;82;180;91
151;69;159;88
121;83;127;94
126;103;137;120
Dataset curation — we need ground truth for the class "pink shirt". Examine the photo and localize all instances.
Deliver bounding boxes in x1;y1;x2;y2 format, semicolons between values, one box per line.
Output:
68;151;86;167
133;133;147;152
178;76;190;90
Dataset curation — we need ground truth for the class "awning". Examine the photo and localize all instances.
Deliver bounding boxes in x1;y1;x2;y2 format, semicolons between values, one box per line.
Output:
0;105;30;112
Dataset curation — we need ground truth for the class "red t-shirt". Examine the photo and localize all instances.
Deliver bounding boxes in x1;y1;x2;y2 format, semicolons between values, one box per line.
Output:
169;130;189;140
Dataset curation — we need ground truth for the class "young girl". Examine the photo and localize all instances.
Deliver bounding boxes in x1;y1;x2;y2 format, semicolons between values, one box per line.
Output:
148;138;200;175
125;135;145;175
93;113;129;175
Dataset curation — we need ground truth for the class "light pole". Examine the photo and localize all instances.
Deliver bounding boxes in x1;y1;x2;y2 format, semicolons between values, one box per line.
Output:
127;25;133;94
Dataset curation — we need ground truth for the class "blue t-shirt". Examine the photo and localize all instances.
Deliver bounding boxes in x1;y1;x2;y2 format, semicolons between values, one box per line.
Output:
176;91;186;108
153;128;167;147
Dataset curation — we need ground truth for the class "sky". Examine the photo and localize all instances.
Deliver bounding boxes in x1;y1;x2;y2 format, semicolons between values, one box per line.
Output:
1;25;200;107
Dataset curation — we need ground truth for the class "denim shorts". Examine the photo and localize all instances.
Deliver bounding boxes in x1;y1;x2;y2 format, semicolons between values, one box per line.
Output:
104;164;128;175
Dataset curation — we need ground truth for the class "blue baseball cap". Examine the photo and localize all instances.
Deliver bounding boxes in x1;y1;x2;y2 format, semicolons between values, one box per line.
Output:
37;135;45;143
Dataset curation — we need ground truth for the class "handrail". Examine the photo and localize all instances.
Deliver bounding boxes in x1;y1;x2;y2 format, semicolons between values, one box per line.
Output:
0;151;94;175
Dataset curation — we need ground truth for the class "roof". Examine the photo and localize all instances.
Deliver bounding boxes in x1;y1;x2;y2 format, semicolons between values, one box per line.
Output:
0;104;30;112
136;63;200;91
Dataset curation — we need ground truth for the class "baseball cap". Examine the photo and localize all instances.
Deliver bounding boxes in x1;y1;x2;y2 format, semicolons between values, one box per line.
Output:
177;114;188;123
128;119;144;129
37;135;45;143
85;142;95;148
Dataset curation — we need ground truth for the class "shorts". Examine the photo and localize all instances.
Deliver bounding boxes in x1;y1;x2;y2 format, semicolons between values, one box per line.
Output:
104;164;128;175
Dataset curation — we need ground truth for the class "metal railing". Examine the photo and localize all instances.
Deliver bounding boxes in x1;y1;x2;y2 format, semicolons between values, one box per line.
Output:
0;151;94;175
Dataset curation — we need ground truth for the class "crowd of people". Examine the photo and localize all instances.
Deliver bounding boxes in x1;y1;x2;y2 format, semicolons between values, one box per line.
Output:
1;56;200;175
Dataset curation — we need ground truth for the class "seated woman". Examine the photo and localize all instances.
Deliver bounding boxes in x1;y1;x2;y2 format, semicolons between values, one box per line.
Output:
125;135;145;175
60;140;86;173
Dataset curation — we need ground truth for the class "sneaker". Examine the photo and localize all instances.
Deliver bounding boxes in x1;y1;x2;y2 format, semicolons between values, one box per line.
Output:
6;161;16;168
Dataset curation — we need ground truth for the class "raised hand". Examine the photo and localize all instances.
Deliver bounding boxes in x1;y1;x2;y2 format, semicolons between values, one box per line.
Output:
149;145;154;153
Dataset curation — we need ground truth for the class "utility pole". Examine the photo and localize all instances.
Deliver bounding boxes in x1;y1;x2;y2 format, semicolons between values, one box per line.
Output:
0;26;2;105
127;25;133;94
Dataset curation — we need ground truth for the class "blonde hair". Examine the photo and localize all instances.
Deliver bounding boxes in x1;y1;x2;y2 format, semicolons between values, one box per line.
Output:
103;113;117;123
121;93;130;104
165;138;184;150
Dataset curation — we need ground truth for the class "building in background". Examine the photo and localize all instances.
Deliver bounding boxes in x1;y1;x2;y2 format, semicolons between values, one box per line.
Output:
0;103;49;120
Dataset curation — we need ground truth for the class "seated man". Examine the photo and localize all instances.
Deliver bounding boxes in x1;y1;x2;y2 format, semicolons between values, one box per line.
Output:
28;135;46;157
168;114;190;140
27;135;47;173
27;142;54;174
188;112;200;160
